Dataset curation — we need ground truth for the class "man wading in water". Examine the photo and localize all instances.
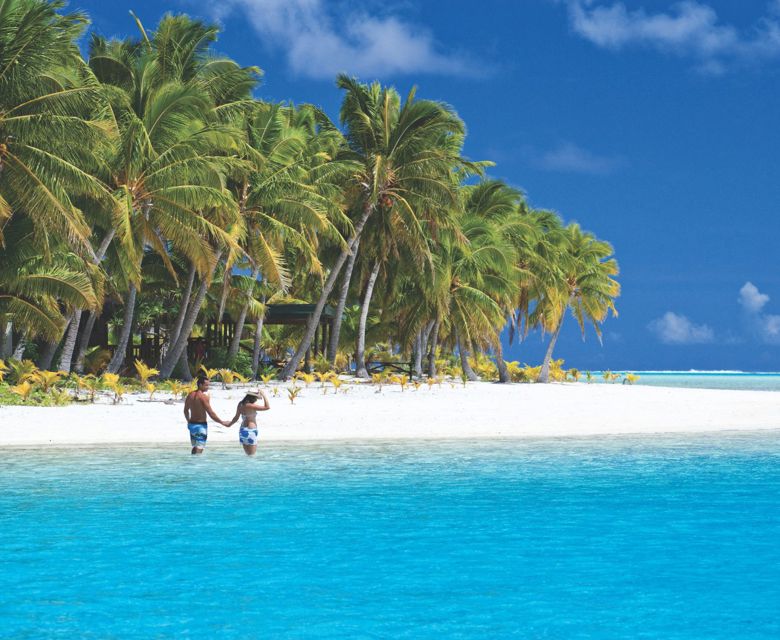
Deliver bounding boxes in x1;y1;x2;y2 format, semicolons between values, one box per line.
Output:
183;376;230;454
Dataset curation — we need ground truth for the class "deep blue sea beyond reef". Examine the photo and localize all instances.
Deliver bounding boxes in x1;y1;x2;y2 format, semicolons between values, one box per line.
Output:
2;434;780;638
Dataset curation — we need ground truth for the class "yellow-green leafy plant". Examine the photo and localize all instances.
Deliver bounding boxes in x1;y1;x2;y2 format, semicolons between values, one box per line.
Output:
271;386;279;397
0;359;8;383
31;370;64;393
435;376;445;389
10;381;34;403
102;373;125;404
50;388;72;406
77;375;100;403
218;369;236;389
234;372;249;384
294;372;316;387
371;372;385;392
602;370;613;382
585;371;593;383
199;365;219;380
426;377;436;390
522;364;542;382
134;360;159;386
169;381;188;400
548;359;567;382
330;377;343;393
312;355;334;374
7;359;38;384
146;383;157;400
287;385;301;404
568;368;581;382
412;380;422;391
624;373;639;385
315;371;334;387
260;374;275;387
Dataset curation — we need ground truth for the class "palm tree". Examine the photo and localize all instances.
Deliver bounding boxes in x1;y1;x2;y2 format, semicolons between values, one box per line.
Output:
536;223;620;383
87;15;251;375
0;219;102;344
279;75;469;379
223;103;351;366
0;0;115;362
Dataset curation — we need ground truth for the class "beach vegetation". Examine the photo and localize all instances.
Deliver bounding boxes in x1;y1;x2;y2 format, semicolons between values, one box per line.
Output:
10;381;34;403
5;359;38;385
75;374;99;403
0;2;620;387
169;380;188;400
287;385;301;404
624;373;639;385
31;370;64;393
134;361;159;386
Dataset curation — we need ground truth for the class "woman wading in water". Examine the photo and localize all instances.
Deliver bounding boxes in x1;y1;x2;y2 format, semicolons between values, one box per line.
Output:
227;390;270;455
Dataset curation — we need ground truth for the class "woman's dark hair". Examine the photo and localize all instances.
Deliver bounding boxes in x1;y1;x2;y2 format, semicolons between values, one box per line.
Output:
240;394;258;405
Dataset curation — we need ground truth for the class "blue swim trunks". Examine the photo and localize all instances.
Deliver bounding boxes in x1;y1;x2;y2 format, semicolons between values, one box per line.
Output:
239;426;258;446
188;422;208;449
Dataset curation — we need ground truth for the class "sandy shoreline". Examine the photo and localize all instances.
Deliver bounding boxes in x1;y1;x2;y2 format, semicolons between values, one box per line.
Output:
1;381;779;447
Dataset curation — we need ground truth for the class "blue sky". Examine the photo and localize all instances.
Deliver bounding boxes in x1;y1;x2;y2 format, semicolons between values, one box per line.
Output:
73;0;780;371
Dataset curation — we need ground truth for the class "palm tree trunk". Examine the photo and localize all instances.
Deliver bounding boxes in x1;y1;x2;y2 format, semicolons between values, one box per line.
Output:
251;297;266;379
58;229;117;373
495;339;510;383
169;263;197;347
38;340;59;371
106;284;137;374
279;204;375;380
328;236;360;364
456;330;479;381
215;263;231;326
0;321;11;359
159;250;223;379
228;266;260;363
57;310;83;372
413;330;423;378
73;312;98;374
355;259;381;379
175;350;193;381
427;316;440;377
39;314;72;370
12;335;26;360
538;312;566;384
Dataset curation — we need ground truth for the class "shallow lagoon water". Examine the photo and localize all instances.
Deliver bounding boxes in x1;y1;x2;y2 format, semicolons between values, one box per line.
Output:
2;433;780;638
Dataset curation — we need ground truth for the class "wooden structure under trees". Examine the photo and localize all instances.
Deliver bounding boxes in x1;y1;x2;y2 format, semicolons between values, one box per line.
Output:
94;303;337;372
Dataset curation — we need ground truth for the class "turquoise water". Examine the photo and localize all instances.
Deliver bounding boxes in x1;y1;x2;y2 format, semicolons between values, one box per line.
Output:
593;371;780;391
2;435;780;638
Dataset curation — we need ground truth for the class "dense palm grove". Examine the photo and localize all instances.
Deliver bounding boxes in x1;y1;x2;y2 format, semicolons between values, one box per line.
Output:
0;0;620;386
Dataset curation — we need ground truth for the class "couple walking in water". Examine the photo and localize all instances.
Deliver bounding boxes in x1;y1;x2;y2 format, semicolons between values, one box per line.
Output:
183;376;270;455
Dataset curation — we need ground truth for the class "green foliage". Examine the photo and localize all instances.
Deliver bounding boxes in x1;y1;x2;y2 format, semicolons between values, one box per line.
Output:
206;347;254;378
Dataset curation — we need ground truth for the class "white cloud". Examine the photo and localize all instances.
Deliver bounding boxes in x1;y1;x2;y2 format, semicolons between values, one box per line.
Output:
537;142;624;175
207;0;474;79
738;281;780;344
564;1;780;71
738;281;770;313
648;311;714;344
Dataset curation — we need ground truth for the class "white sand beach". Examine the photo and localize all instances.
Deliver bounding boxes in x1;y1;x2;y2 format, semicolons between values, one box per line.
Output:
1;381;778;447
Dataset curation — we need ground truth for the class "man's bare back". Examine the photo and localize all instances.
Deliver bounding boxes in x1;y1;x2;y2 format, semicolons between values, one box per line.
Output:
183;378;228;454
184;390;217;423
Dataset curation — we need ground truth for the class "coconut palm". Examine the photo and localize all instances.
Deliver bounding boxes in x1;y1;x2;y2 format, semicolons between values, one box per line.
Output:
86;15;251;375
536;223;620;383
279;75;469;379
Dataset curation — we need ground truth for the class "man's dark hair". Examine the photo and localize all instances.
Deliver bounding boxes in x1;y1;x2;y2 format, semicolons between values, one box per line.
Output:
196;375;209;388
